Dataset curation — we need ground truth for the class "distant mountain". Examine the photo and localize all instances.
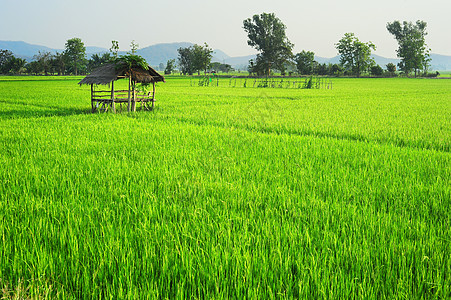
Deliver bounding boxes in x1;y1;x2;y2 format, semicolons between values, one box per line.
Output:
1;40;451;70
429;53;451;71
137;42;193;66
215;54;256;70
0;40;108;61
0;40;60;61
86;46;108;56
137;43;233;66
212;49;231;62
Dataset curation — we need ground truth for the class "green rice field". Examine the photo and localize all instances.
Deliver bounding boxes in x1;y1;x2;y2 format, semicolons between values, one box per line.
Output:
0;75;450;298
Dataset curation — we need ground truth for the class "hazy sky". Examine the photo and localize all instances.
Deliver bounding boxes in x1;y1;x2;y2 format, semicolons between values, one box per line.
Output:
1;0;450;58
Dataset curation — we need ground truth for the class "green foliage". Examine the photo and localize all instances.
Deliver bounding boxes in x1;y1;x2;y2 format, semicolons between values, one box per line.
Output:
0;49;26;74
210;62;233;74
387;20;430;77
64;37;87;76
243;13;294;76
336;33;376;77
177;46;194;75
370;65;384;76
0;50;26;75
294;50;315;75
164;59;176;75
130;40;139;55
109;40;120;59
0;77;450;298
114;54;149;71
386;62;397;77
33;51;52;75
0;49;13;74
87;53;112;72
177;43;213;75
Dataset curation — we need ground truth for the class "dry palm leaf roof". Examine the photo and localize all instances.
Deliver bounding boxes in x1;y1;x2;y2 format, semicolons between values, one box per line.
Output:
78;63;165;85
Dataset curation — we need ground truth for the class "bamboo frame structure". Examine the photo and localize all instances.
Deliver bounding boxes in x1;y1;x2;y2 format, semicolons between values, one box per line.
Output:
79;63;164;113
90;82;157;113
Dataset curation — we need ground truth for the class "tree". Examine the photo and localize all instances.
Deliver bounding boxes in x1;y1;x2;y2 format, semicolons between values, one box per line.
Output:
51;52;67;75
243;12;293;76
177;46;194;75
192;43;213;75
315;63;328;75
210;62;233;74
0;50;26;74
33;51;52;75
247;56;268;76
386;20;430;77
386;63;396;77
329;64;343;76
109;40;120;59
165;59;176;75
64;38;86;75
370;65;384;76
6;56;26;74
294;51;315;75
0;49;14;74
87;53;112;72
130;40;139;55
177;43;213;75
335;33;376;77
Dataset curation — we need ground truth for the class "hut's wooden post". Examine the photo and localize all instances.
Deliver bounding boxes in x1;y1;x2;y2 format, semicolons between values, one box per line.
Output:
132;81;137;112
91;84;95;112
127;76;131;113
152;82;156;110
111;81;116;113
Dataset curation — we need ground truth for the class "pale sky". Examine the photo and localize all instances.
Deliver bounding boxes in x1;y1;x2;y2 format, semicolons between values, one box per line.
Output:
1;0;450;58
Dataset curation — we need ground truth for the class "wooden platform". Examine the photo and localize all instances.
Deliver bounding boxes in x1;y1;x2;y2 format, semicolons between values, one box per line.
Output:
90;82;157;113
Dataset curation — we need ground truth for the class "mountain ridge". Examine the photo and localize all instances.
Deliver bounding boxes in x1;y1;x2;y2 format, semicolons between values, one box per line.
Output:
1;40;450;71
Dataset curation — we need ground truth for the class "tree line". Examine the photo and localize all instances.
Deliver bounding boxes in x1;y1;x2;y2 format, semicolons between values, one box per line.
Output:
175;43;233;75
0;38;122;76
243;13;433;78
0;15;434;78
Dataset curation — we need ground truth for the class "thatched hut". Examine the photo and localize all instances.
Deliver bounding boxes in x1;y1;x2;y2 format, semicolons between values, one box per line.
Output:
78;63;165;113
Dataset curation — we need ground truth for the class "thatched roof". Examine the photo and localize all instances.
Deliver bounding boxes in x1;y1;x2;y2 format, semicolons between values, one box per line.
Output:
78;63;165;85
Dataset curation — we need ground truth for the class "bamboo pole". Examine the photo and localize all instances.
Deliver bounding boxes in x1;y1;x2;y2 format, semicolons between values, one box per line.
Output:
127;75;131;113
91;84;94;112
111;81;116;113
152;82;156;110
132;80;136;112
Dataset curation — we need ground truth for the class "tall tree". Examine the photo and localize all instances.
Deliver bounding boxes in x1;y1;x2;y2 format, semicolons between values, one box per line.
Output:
243;13;293;76
177;44;212;75
0;49;14;74
130;40;139;55
64;38;86;75
165;59;176;75
33;51;52;75
192;43;213;75
52;52;67;75
335;33;376;77
386;63;396;77
386;20;430;77
294;51;316;75
177;46;194;75
0;50;26;74
26;61;41;75
109;40;120;59
6;56;26;74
